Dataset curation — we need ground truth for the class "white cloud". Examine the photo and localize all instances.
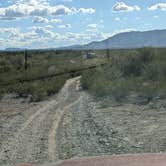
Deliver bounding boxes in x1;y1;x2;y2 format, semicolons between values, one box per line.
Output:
0;26;58;48
50;18;62;23
111;28;137;37
15;0;50;6
0;2;95;20
45;25;54;29
86;23;104;33
86;23;104;31
112;2;140;12
33;16;62;23
35;28;54;37
148;3;166;11
50;5;74;16
0;27;20;35
0;17;18;20
114;17;120;21
0;25;111;49
33;16;49;23
65;31;110;42
58;24;71;28
153;15;159;18
78;8;95;14
87;24;98;28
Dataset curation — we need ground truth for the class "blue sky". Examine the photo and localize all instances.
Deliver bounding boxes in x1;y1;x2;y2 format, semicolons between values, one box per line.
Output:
0;0;166;49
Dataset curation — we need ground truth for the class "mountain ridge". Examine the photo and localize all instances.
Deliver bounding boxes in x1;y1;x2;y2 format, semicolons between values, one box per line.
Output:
59;29;166;50
3;29;166;51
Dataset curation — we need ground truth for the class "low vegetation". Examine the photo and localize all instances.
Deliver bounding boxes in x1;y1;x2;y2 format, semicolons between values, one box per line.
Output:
1;48;166;102
81;48;166;101
0;50;105;101
1;75;67;102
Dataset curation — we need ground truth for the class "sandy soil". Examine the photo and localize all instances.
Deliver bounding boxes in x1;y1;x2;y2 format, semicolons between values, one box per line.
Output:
1;77;166;166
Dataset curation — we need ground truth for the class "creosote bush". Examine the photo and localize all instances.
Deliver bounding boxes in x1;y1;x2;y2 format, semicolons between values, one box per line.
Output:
2;76;67;102
81;48;166;101
0;49;104;101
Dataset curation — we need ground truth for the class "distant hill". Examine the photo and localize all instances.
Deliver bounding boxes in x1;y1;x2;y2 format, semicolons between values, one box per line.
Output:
5;48;27;51
4;29;166;51
59;29;166;50
57;44;82;50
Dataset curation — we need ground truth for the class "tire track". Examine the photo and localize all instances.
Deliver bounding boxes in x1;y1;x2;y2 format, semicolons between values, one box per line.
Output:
48;77;82;162
15;100;57;139
48;97;82;162
0;77;82;165
0;100;58;163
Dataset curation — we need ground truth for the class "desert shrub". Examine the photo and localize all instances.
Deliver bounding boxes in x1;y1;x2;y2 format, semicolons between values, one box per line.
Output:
81;48;166;101
111;51;144;77
9;55;23;69
28;76;66;101
122;54;143;76
143;61;166;81
103;65;123;81
139;48;154;64
0;58;12;72
3;75;67;102
81;66;124;98
0;66;11;73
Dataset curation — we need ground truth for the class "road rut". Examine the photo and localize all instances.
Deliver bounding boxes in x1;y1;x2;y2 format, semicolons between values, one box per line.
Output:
0;77;82;165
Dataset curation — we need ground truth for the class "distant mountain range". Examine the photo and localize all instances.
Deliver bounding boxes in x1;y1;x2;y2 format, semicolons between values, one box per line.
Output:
58;29;166;50
5;48;27;51
3;29;166;51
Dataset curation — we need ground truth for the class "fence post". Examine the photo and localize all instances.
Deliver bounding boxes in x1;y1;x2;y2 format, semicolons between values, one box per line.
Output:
106;40;110;60
24;50;28;70
106;49;110;60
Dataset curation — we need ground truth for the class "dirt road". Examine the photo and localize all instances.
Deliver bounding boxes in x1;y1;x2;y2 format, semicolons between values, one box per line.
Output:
1;77;166;166
0;77;84;165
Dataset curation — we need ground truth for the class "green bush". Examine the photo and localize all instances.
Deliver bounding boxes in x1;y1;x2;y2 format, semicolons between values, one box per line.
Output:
111;51;142;76
143;61;166;81
81;48;166;101
139;48;154;64
2;75;67;102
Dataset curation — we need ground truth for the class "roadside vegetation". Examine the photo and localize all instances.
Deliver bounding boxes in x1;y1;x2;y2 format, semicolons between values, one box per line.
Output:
0;76;67;102
1;48;166;102
0;50;105;101
81;48;166;102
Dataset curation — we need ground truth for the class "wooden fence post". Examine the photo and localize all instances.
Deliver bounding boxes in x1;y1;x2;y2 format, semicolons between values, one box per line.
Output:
106;40;110;60
106;49;110;60
24;50;28;70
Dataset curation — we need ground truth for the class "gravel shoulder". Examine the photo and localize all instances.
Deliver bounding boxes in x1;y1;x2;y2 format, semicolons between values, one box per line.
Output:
57;81;166;160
